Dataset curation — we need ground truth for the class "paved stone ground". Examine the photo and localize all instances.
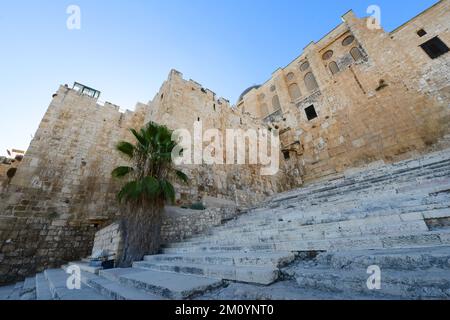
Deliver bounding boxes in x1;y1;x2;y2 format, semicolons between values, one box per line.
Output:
1;148;450;300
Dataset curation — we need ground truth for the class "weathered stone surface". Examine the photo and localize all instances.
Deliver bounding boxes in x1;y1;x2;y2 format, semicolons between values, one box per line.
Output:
0;0;450;298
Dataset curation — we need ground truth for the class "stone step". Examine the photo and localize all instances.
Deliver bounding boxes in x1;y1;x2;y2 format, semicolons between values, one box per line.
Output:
221;196;437;227
0;284;16;300
68;261;103;274
269;160;450;205
223;203;450;235
163;230;450;254
224;181;450;229
44;269;108;300
315;246;450;271
273;175;450;210
35;273;53;300
143;252;296;267
99;268;224;299
294;266;450;299
74;269;164;300
296;151;450;192
211;205;448;237
272;166;448;204
19;276;36;300
167;215;431;248
6;281;24;300
133;261;280;285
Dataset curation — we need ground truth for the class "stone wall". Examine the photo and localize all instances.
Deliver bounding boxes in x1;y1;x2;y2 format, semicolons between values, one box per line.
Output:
89;205;240;256
238;0;450;183
91;222;123;258
1;0;449;285
145;69;304;206
0;87;147;284
160;206;240;244
0;215;95;284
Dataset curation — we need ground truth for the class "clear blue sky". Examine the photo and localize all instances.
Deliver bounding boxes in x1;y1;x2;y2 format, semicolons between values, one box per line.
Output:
0;0;438;156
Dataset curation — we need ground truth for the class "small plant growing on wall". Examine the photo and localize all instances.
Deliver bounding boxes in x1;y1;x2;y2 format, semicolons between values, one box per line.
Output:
112;122;188;267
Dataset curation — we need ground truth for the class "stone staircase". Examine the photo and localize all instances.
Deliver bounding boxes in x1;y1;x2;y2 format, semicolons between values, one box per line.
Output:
1;148;450;300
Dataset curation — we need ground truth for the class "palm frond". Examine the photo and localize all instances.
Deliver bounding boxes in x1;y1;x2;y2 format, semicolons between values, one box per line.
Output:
142;176;161;198
117;180;142;202
112;166;134;178
160;179;175;203
130;128;148;148
116;141;134;158
175;170;188;183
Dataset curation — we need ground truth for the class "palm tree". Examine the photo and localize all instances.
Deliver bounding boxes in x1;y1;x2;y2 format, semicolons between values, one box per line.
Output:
112;121;188;267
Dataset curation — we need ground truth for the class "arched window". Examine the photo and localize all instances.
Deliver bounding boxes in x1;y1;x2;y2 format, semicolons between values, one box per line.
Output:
304;72;319;92
286;72;295;82
272;95;281;110
288;83;302;101
342;35;355;46
300;61;310;72
322;50;334;60
329;61;340;75
260;103;269;117
350;47;363;61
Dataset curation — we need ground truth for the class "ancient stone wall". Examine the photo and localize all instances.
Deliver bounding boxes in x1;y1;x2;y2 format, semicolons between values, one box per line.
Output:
1;0;449;285
160;206;240;244
91;206;240;255
239;0;450;183
0;86;147;284
91;222;123;258
145;70;303;205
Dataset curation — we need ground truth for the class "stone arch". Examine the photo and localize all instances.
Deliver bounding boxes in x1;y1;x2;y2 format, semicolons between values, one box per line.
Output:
350;47;363;61
272;95;281;110
342;35;355;46
322;50;334;60
329;61;339;75
300;61;310;72
288;83;302;101
286;72;296;82
304;72;319;92
260;103;269;117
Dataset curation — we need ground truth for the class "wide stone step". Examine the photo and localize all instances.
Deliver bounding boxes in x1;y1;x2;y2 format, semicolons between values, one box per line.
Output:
274;175;450;210
144;252;295;268
274;160;450;199
221;182;450;231
316;246;450;271
269;162;450;206
99;268;224;299
212;205;446;238
294;266;450;299
238;203;450;234
133;261;280;285
163;230;450;254
68;261;103;275
44;269;108;300
19;276;36;300
167;215;431;248
5;281;24;300
35;273;53;300
0;284;16;300
73;269;163;300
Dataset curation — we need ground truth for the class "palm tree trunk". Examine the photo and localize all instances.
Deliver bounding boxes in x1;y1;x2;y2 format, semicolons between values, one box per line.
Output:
117;200;164;267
